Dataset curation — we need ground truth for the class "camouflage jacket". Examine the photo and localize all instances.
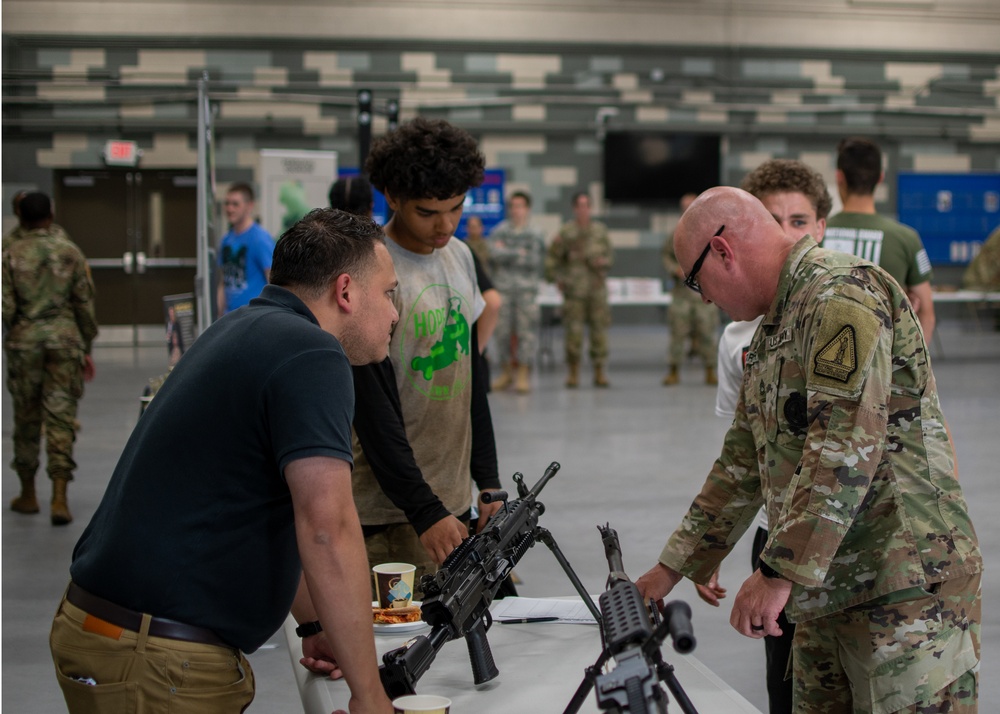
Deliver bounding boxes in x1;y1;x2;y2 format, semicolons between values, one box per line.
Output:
962;226;1000;291
488;219;545;291
659;237;982;622
545;220;613;298
3;222;69;253
2;226;98;352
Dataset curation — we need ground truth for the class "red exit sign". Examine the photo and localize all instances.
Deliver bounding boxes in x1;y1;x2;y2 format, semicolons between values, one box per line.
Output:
103;140;141;167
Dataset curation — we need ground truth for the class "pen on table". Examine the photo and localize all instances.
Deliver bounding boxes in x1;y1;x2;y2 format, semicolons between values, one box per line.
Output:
498;617;559;625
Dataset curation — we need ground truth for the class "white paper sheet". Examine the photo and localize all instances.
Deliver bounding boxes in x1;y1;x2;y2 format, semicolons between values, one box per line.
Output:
490;596;599;624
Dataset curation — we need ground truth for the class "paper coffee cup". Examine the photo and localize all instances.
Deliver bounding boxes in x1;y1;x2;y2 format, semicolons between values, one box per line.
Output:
392;694;451;713
373;562;416;609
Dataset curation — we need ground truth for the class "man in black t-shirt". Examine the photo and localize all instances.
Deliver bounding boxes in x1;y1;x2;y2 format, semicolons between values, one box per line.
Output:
51;209;398;714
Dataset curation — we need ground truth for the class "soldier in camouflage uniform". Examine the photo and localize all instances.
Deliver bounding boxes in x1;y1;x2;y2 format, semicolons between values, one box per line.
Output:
962;225;1000;292
2;192;98;525
545;192;614;387
489;191;546;393
662;192;720;386
637;187;982;713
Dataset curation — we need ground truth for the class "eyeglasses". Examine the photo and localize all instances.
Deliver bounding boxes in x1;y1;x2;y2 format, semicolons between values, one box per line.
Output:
683;225;725;294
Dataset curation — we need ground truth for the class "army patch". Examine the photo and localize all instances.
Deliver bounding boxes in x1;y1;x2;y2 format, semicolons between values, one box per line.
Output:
807;296;881;397
814;325;857;382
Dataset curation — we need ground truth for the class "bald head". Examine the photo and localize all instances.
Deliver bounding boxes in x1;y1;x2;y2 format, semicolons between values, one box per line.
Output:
674;187;798;320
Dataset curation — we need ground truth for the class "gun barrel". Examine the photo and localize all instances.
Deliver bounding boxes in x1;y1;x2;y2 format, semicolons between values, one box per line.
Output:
526;461;560;499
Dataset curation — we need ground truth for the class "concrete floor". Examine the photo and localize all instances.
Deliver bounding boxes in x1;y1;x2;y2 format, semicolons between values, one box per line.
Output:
3;320;999;713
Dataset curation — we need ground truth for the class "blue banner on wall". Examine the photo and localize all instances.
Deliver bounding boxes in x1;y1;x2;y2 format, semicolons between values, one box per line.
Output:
897;173;1000;264
457;169;505;238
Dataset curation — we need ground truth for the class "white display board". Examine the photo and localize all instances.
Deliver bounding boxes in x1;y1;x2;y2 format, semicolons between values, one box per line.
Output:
258;149;338;239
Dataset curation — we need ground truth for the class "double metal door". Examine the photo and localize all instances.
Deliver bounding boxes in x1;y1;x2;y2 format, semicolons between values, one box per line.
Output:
54;169;199;334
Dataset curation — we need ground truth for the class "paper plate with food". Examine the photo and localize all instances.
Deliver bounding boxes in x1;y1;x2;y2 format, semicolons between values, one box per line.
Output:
372;603;429;634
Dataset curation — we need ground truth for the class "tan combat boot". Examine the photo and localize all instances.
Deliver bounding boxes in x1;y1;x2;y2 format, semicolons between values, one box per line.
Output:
593;364;610;388
491;363;514;392
515;364;531;394
705;366;718;386
10;476;40;514
662;365;680;386
565;362;579;388
51;478;73;526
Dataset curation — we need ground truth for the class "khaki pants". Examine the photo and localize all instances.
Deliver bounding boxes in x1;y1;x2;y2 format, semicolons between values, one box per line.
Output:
50;594;255;714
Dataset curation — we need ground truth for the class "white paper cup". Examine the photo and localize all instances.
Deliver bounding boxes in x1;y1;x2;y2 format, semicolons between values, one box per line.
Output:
392;694;451;713
373;562;416;609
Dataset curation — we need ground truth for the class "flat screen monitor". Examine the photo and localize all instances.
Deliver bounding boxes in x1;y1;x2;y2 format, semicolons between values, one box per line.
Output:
603;132;721;203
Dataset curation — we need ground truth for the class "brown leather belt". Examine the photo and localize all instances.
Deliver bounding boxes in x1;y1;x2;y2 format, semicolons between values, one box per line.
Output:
66;582;231;649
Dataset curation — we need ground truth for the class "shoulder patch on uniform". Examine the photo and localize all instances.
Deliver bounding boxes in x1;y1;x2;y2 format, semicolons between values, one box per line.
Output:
807;297;882;397
814;325;857;382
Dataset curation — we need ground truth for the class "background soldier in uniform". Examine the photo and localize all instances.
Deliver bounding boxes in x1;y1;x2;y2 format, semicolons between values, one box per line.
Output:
662;192;720;386
963;224;1000;292
637;187;982;713
2;192;97;525
489;191;546;394
545;191;614;388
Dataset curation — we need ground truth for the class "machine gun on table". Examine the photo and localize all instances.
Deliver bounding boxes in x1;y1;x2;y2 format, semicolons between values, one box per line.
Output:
379;461;601;699
564;524;698;714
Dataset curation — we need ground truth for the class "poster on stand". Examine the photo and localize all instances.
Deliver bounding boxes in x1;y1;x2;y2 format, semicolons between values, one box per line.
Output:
163;293;197;366
259;150;338;239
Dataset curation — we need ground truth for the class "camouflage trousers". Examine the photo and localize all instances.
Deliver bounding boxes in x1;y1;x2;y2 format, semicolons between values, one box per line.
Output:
494;288;540;366
5;346;85;481
793;572;981;713
668;293;719;366
562;291;611;366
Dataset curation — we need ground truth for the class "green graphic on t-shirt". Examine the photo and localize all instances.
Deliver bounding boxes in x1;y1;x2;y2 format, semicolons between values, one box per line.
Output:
411;297;470;380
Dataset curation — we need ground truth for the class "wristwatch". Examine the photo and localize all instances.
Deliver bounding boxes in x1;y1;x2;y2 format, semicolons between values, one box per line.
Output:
758;561;783;580
295;620;323;638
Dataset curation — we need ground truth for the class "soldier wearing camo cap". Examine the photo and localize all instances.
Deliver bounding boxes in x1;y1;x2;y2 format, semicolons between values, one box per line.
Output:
636;186;982;713
3;192;98;525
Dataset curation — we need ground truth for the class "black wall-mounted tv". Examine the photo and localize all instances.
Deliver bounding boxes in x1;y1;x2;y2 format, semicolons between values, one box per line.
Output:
603;132;721;204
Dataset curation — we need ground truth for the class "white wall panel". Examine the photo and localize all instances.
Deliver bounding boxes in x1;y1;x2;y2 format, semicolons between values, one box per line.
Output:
4;1;1000;53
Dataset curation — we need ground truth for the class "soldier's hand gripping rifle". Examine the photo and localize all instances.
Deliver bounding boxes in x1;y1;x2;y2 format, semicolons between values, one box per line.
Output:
564;525;698;714
379;461;600;699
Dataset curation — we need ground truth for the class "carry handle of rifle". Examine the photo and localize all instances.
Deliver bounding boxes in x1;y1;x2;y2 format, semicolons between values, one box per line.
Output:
465;611;500;684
